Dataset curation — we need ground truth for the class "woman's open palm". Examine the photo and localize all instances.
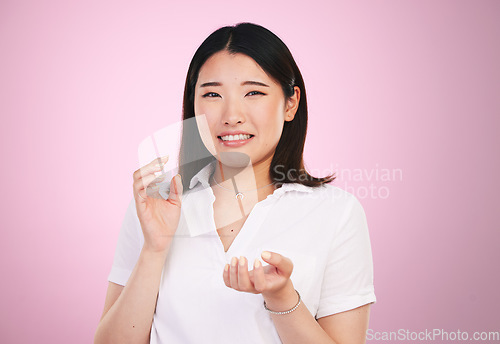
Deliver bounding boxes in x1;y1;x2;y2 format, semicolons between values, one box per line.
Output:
223;252;294;298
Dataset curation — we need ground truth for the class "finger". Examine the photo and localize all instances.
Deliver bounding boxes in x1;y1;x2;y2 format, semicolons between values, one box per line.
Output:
134;174;166;203
146;155;169;174
135;188;147;203
134;172;167;193
248;269;254;282
133;166;167;195
229;257;239;288
253;258;266;293
222;264;230;287
133;155;169;180
237;257;253;291
149;172;169;185
261;251;294;279
166;174;183;207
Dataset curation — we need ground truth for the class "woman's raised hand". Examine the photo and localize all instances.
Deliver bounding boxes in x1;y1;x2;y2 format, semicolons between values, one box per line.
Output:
133;156;183;253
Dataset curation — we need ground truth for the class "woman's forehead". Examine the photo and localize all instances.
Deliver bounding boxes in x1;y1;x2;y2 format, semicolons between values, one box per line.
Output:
197;51;274;86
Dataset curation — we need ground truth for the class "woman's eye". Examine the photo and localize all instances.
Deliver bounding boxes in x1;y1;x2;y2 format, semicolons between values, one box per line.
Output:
202;92;220;98
246;91;265;96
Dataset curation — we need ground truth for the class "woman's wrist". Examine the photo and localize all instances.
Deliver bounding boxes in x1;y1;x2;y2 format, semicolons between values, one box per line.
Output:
262;280;298;313
141;242;171;258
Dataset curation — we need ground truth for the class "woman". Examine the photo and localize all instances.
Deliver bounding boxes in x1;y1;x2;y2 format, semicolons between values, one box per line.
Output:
95;22;376;344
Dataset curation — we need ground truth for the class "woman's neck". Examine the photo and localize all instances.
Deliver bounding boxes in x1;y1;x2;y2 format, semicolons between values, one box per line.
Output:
212;157;275;193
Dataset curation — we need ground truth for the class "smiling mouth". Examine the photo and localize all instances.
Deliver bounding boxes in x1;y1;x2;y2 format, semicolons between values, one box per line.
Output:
217;134;254;142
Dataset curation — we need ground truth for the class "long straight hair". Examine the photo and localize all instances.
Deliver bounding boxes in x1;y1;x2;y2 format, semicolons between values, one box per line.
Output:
178;22;335;189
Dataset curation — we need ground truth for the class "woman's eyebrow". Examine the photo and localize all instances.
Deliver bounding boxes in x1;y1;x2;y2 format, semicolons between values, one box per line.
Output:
199;81;222;87
242;80;269;87
199;81;270;88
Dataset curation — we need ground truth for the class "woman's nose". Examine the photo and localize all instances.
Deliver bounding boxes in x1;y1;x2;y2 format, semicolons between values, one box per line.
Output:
221;100;245;125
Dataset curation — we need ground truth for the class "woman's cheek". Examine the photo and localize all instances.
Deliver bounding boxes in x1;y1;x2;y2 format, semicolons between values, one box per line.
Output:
195;113;218;155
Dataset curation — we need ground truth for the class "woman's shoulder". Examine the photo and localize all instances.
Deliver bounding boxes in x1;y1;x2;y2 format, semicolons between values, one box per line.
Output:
277;182;361;216
300;182;359;204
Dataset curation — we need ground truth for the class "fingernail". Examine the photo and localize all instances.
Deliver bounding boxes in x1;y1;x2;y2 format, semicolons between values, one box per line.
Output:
239;256;245;266
224;264;229;272
261;251;271;260
231;257;237;267
254;258;261;268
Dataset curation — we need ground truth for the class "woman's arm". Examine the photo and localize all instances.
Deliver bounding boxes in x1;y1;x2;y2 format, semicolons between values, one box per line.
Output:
94;245;170;344
317;305;371;344
263;277;370;344
95;158;183;343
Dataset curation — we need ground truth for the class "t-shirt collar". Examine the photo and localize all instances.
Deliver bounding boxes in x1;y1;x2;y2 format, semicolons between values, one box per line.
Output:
188;160;217;190
188;160;314;197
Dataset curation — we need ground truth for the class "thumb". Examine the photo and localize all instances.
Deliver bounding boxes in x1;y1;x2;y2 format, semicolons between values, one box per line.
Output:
167;174;183;207
261;251;294;277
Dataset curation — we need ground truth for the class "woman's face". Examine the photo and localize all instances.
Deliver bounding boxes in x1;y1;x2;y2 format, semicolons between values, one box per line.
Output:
194;50;299;169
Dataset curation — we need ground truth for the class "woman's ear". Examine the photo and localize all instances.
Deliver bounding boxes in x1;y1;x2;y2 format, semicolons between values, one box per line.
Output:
285;86;301;122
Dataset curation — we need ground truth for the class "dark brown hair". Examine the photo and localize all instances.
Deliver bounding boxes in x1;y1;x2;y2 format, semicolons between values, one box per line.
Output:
178;22;335;189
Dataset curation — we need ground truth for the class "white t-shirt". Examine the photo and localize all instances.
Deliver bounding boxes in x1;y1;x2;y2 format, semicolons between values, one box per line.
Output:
108;161;376;343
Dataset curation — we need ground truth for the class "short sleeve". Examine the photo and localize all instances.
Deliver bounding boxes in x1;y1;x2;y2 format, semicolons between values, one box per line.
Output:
107;197;144;286
316;194;376;319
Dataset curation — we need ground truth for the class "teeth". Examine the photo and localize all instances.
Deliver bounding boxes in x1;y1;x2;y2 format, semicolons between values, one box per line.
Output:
220;134;251;141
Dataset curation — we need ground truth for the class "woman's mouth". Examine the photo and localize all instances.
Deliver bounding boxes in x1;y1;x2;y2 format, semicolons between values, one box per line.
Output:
217;134;254;147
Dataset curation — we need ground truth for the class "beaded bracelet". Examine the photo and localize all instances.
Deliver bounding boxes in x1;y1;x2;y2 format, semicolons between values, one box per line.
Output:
263;289;301;315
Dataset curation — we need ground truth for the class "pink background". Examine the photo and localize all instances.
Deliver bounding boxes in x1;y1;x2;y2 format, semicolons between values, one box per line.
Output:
1;0;499;343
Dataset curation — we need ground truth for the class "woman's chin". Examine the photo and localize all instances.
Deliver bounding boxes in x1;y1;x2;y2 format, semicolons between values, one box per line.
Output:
216;152;252;168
